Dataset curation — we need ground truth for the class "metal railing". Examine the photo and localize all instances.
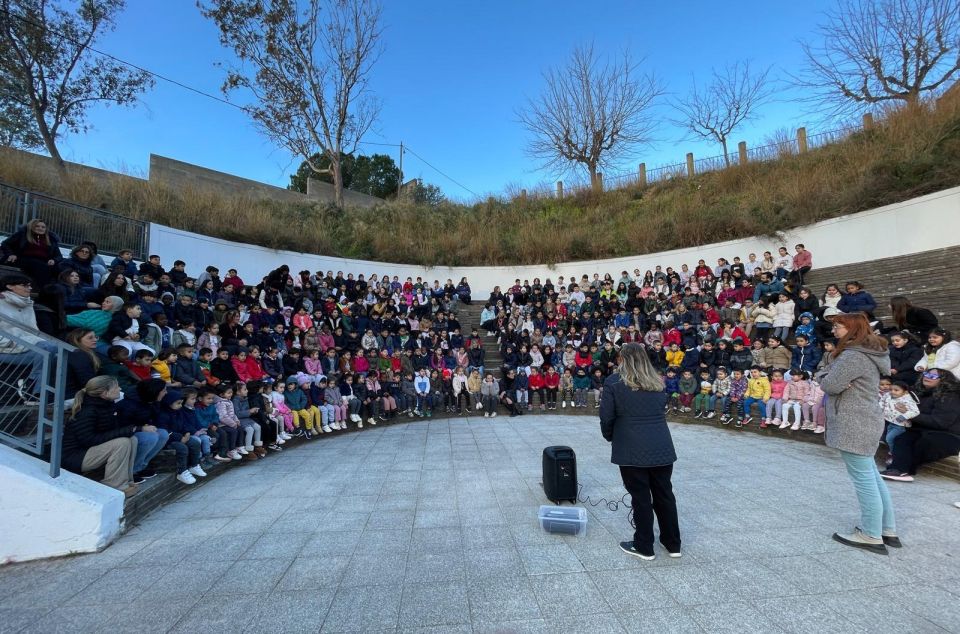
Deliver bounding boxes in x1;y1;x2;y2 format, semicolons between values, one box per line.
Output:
0;181;149;259
0;312;73;477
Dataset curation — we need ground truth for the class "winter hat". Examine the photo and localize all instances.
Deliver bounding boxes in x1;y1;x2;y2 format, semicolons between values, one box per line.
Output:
799;312;814;321
105;296;124;312
285;376;299;386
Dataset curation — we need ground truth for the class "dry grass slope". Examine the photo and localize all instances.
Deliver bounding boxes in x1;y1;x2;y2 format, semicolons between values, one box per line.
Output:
3;94;960;266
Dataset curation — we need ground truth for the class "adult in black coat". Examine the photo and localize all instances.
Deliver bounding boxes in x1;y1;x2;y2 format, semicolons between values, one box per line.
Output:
888;331;924;386
0;219;63;286
61;376;138;494
64;329;103;395
600;343;681;560
883;370;960;480
888;296;939;340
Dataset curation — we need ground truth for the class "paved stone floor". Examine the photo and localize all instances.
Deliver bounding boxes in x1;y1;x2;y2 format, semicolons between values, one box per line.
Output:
2;415;960;633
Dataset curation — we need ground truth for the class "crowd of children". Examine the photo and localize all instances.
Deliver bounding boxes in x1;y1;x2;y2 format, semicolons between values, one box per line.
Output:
10;233;953;495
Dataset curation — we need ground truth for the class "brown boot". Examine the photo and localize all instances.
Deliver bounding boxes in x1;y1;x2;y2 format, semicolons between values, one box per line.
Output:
254;447;267;457
242;451;259;461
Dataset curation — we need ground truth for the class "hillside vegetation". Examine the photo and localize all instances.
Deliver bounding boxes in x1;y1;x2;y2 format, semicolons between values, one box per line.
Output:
2;95;960;267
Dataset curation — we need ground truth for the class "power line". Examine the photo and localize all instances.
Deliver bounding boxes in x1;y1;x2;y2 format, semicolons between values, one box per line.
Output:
403;145;479;197
1;6;475;197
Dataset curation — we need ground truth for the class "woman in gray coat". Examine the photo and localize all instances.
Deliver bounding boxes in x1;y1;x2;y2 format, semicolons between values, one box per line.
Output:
816;313;897;555
600;343;680;561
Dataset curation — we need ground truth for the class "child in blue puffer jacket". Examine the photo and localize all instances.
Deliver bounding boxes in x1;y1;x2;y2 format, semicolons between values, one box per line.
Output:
156;389;206;484
663;368;681;412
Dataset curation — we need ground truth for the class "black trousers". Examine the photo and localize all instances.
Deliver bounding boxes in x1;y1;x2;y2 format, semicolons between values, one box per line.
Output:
620;464;681;554
890;429;960;475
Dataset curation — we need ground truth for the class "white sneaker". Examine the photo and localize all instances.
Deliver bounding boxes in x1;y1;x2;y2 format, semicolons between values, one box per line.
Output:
367;417;375;425
322;426;332;433
668;551;682;559
228;450;242;460
177;470;197;485
351;414;361;422
491;412;497;417
244;445;254;452
561;401;566;408
706;412;715;419
476;402;483;410
188;465;208;478
237;447;249;455
790;422;801;431
779;420;791;429
484;412;490;418
814;426;825;434
358;420;364;428
276;437;286;445
281;432;292;440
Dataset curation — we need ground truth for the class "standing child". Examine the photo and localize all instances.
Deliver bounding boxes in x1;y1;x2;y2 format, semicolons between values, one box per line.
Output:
678;370;698;412
573;367;592;407
543;366;560;410
213;384;248;459
693;370;713;418
559;368;574;408
782;370;811;430
528;367;546;411
590;367;604;408
709;367;731;420
742;367;770;426
663;368;680;412
414;368;432;416
232;382;265;457
764;370;787;428
467;369;483;411
724;369;748;424
269;381;295;438
452;367;469;413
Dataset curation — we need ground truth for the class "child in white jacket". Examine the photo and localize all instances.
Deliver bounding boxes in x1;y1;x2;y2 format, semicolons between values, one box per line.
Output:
881;381;920;451
772;293;795;341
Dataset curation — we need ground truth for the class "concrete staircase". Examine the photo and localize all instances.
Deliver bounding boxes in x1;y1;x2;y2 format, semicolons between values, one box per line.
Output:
803;245;960;332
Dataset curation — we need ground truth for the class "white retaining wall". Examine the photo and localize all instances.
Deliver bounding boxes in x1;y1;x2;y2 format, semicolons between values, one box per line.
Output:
0;444;124;564
149;186;960;291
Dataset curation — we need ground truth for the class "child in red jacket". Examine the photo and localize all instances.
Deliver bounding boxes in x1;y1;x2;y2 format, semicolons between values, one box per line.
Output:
543;366;560;410
527;367;546;411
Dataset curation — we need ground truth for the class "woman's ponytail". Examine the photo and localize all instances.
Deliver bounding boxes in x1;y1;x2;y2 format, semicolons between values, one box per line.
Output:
71;376;119;417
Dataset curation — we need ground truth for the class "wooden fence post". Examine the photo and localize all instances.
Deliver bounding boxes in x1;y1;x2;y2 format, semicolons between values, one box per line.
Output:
738;141;747;165
638;163;646;187
862;113;874;129
556;181;563;198
797;127;808;153
520;189;527;202
686;153;694;177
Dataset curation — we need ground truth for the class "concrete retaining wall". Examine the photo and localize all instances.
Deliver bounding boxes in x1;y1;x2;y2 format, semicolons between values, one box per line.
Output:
0;444;124;564
149;185;960;290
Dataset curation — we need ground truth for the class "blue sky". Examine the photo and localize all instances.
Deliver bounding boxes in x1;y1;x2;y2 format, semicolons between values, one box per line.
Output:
56;0;840;201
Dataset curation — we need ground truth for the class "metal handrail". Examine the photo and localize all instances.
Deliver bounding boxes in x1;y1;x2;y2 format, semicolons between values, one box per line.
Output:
0;311;74;477
0;181;149;260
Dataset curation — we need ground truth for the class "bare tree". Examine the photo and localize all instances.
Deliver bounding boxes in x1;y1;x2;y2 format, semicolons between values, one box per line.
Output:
199;0;383;209
0;0;153;167
672;62;773;166
795;0;960;115
519;44;663;186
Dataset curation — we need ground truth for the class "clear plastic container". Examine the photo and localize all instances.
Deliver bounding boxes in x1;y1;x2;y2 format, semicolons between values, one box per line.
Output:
538;505;587;535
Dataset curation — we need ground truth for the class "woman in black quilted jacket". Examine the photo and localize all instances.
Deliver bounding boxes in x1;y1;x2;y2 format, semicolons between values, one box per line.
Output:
600;342;681;561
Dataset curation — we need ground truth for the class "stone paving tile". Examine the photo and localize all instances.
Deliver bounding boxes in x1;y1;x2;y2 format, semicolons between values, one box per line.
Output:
245;589;336;633
529;571;612;618
517;543;586;575
321;583;401;633
398;581;470;628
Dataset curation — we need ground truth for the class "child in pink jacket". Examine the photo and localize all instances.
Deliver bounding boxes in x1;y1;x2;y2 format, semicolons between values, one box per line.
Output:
806;380;826;434
782;370;811;430
764;369;788;428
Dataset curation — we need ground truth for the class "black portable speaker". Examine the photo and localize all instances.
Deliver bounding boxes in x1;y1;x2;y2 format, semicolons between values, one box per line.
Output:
542;446;578;504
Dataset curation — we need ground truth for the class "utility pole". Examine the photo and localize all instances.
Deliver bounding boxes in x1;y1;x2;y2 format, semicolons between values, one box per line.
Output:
397;141;404;199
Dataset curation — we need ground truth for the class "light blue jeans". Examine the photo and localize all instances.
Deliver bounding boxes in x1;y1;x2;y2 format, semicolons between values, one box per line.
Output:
840;450;896;538
134;429;170;473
